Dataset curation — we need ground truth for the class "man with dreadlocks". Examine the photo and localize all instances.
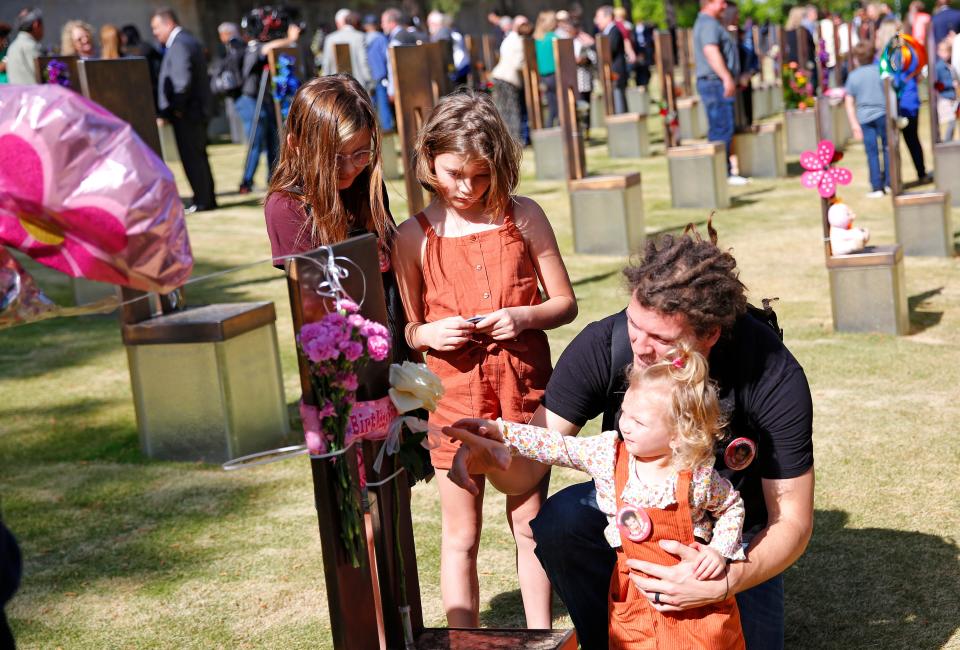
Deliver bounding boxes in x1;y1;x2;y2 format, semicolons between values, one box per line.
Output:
448;224;814;650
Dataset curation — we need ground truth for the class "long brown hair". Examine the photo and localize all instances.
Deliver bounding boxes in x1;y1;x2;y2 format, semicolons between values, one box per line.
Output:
413;89;521;219
268;74;393;247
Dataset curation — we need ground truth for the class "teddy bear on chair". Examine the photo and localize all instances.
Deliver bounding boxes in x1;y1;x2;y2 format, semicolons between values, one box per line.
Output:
828;201;870;255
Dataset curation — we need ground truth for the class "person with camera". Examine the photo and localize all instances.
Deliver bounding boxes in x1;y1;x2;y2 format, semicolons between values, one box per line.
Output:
211;22;244;101
236;16;301;195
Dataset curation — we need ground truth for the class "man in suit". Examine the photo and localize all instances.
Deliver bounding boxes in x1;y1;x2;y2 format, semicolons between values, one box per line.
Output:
322;9;372;91
595;5;628;113
151;7;217;213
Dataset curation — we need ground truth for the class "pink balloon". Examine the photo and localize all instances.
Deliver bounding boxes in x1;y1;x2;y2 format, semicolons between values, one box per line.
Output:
0;85;192;293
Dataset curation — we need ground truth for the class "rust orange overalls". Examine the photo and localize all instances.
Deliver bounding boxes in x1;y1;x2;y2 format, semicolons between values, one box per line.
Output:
414;208;552;470
609;441;745;650
416;206;552;469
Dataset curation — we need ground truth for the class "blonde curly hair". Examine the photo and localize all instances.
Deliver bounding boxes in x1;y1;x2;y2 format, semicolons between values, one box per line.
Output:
624;343;726;471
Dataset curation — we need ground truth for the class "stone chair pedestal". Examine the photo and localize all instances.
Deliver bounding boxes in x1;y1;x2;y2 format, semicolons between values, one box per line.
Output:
667;142;729;209
893;191;954;257
569;172;644;255
123;302;290;463
606;113;651;158
827;244;909;335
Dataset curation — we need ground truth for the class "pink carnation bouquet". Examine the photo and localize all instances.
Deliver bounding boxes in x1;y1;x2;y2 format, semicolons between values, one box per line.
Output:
297;298;390;567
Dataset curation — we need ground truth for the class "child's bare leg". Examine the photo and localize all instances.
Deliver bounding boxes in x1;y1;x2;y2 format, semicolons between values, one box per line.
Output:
506;465;552;629
437;469;485;627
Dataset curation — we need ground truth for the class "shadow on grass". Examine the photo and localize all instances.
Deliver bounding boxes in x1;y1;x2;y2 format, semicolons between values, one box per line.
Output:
2;257;285;368
480;589;571;630
0;398;141;465
786;509;960;649
6;470;261;604
908;287;944;333
572;269;620;287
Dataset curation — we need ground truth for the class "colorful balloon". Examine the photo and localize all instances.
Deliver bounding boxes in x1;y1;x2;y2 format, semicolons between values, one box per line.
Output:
879;33;927;93
0;85;193;294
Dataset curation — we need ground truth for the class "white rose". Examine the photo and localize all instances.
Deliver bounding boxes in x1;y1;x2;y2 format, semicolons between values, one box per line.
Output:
388;361;444;413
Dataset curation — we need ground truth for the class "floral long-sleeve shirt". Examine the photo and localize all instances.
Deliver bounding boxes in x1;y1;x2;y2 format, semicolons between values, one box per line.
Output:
501;424;746;560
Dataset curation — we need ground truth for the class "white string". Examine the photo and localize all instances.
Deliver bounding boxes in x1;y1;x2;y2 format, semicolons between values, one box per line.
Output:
222;435;359;471
221;444;308;470
365;467;406;488
68;250;369;314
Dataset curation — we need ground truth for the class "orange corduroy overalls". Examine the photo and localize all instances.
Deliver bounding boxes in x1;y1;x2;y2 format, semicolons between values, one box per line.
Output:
609;441;745;650
414;208;552;470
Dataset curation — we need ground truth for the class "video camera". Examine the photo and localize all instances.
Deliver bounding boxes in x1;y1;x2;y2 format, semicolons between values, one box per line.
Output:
241;5;304;42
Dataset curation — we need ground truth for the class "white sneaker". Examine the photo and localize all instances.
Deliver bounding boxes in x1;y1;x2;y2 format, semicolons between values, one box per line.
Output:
728;175;750;186
865;190;885;198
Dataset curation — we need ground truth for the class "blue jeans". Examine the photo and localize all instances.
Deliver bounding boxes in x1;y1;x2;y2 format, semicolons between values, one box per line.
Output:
860;115;890;191
372;80;395;132
697;77;735;170
235;93;279;188
531;480;786;650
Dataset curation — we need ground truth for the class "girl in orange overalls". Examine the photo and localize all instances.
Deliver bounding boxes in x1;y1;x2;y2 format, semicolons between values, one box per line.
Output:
445;345;746;649
391;90;577;629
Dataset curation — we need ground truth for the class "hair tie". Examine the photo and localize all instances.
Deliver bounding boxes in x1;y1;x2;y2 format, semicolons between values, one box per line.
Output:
672;356;686;369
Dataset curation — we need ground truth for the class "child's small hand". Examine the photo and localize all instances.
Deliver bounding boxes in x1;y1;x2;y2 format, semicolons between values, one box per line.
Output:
691;542;726;581
443;419;512;474
419;316;475;351
474;307;527;340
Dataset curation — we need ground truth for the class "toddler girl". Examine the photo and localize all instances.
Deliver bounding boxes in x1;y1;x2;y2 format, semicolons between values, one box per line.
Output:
445;346;746;649
392;89;577;628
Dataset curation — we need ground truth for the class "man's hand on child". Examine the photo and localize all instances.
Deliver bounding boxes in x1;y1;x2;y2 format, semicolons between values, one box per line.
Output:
626;540;729;612
690;542;726;580
420;316;475;351
473;307;527;340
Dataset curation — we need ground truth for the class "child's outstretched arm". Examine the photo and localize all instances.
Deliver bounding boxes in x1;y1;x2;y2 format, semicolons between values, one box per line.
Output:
473;197;577;340
392;218;476;352
444;418;614;475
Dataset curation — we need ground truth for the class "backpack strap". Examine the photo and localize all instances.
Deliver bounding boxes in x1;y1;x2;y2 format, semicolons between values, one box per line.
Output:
602;310;632;432
746;298;783;340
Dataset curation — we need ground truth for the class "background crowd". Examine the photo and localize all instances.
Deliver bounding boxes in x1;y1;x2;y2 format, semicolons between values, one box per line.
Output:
2;1;959;196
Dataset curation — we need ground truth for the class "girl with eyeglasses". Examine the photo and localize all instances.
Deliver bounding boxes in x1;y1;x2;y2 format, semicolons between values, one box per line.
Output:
264;73;411;362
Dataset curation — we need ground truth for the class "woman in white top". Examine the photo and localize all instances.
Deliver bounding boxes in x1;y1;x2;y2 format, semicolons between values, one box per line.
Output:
491;16;531;142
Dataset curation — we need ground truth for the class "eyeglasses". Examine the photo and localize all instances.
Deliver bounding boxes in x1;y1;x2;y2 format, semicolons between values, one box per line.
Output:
335;149;373;168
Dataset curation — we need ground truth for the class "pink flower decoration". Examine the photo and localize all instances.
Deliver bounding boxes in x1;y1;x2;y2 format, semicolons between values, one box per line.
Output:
339;340;364;362
300;400;327;454
0;133;129;283
800;140;852;199
335;372;359;392
367;335;390;361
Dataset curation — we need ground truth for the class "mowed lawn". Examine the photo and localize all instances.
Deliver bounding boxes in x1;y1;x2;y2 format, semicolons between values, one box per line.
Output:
1;107;959;649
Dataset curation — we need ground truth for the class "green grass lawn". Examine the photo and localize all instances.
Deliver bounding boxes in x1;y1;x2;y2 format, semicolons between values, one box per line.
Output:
2;110;959;649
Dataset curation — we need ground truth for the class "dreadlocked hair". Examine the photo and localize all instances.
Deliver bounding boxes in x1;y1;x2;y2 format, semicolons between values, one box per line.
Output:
623;218;747;337
626;344;726;471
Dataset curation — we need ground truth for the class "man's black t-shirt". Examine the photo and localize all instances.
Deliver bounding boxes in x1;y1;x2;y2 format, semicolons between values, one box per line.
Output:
541;310;814;541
